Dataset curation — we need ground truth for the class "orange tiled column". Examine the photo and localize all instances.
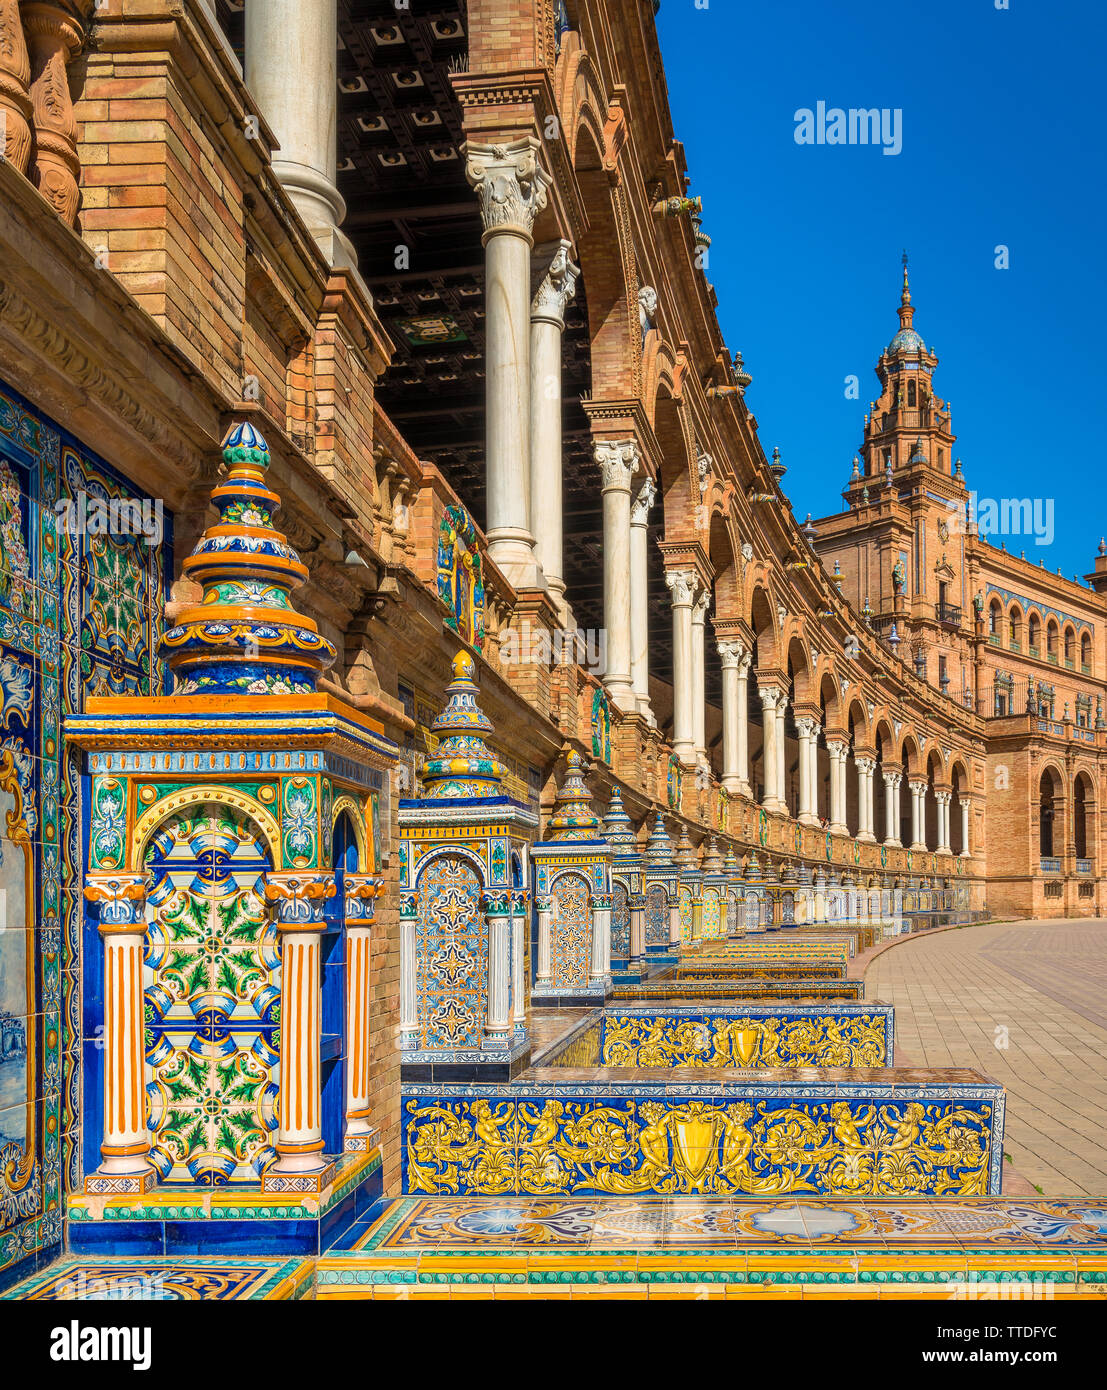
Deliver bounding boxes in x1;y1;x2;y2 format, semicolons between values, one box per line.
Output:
342;873;383;1151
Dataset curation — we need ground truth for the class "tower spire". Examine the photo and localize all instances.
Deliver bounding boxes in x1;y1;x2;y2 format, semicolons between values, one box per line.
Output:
899;250;914;329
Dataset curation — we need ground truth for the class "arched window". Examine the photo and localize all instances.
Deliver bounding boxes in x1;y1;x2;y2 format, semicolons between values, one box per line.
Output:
1008;607;1021;648
1046;621;1058;659
1039;771;1058;857
1081;632;1092;670
1063;627;1075;664
1028;612;1041;654
907;379;917;408
988;600;1002;638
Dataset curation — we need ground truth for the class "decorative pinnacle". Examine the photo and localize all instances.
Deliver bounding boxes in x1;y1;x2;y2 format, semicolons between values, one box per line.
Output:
901;249;911;304
160;422;336;696
418;651;508;799
603;786;637;855
545;750;602;840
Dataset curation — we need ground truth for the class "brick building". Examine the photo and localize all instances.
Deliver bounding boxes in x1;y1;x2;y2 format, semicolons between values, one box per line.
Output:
0;0;1099;1287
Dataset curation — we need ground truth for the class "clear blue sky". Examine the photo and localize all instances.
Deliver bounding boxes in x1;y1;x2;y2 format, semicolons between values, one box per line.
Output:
656;0;1106;583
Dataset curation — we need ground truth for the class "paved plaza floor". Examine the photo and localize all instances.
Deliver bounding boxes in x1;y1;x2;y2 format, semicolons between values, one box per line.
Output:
866;918;1107;1196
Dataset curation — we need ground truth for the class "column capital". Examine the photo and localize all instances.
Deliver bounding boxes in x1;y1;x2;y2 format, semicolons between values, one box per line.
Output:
665;567;700;606
343;874;384;924
631;475;657;525
826;739;849;759
595;438;640;492
882;769;902;788
908;779;928;794
692;586;712;622
84;873;147;930
265;872;336;927
531;239;579;325
796;716;817;740
855;756;876;775
758;681;785;709
717;638;747;669
464;136;551;240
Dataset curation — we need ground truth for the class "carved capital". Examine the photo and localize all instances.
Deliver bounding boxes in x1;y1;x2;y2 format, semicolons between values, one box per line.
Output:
758;682;784;710
264;872;336;927
595;438;640;492
531;238;579;325
717;638;747;670
343;873;384;925
665;567;699;607
85;873;147;930
464;136;551;239
691;586;711;622
631;475;657;525
855;756;876;776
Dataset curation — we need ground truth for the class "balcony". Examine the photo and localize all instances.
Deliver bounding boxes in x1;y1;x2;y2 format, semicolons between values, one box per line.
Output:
1029;645;1040;658
1040;857;1061;874
988;632;1000;646
935;602;963;627
1076;859;1093;875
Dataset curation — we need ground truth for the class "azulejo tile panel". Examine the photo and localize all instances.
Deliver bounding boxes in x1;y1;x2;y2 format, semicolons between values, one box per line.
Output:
144;808;278;1185
543;1006;893;1069
2;1255;313;1300
354;1195;1107;1252
0;381;169;1288
401;1077;1004;1198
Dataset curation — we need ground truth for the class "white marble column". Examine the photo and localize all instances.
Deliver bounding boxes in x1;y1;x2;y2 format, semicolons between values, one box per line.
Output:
246;0;355;267
936;792;952;854
960;798;971;857
691;587;711;763
465;138;551;588
629;893;646;964
84;874;154;1192
484;895;513;1046
530;240;579;614
535;896;553;988
666;569;700;766
882;771;902;847
399;900;418;1047
827;740;849;834
718;640;748;794
909;780;927;850
808;724;822;822
590;894;611;986
796;718;818;825
855;757;876;842
630;478;657;719
775;695;789;814
596;440;640;711
512;894;528;1027
758;683;784;812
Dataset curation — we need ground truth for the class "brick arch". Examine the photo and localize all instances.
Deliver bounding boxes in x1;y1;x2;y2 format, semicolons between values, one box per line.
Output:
708;510;740;621
818;670;843;730
786;634;815;707
655;388;695;543
555;33;608;174
749;583;780;670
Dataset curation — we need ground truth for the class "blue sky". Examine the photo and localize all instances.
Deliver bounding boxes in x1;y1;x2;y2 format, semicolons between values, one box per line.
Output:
655;0;1106;582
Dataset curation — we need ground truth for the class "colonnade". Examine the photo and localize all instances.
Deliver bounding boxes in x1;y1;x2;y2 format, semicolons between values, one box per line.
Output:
239;4;972;856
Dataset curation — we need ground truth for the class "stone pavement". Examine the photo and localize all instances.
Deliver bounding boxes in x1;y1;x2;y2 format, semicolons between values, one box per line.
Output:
866;918;1107;1196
